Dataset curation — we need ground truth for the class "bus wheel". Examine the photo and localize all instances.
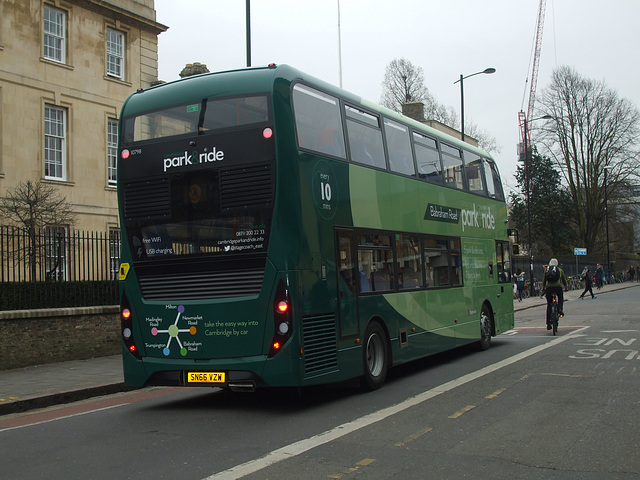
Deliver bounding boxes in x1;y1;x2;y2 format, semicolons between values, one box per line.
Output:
362;321;389;391
479;304;493;351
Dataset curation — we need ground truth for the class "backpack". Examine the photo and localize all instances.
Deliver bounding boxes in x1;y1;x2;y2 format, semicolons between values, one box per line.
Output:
545;265;560;283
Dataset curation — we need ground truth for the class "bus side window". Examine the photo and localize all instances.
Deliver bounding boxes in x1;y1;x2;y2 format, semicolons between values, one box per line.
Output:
384;118;415;176
423;236;449;287
345;106;386;170
357;234;393;292
440;144;465;190
449;238;463;286
292;84;346;159
396;234;422;289
484;158;505;201
318;128;342;157
464;152;486;196
495;241;511;283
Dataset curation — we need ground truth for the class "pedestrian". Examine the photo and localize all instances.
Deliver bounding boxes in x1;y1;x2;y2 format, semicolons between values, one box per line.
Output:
514;268;525;302
579;268;595;299
628;265;635;282
595;264;604;289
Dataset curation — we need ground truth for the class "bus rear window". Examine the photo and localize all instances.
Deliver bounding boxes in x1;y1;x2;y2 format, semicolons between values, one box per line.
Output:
123;95;270;144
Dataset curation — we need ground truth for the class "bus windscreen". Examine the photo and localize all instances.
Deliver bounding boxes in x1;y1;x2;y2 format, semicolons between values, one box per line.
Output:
122;95;270;144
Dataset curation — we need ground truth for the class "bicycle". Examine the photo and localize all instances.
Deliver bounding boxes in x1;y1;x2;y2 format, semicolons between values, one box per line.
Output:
549;293;560;335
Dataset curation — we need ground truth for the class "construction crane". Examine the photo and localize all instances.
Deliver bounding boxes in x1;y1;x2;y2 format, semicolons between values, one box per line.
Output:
519;0;547;159
518;0;547;297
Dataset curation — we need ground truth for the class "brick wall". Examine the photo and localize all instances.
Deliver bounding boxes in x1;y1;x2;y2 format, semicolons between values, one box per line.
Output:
0;307;120;370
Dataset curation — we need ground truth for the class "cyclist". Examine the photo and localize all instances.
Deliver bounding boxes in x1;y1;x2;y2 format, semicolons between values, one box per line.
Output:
542;258;568;330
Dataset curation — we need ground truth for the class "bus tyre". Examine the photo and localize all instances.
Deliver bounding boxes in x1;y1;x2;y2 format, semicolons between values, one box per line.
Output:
479;304;493;351
362;321;389;391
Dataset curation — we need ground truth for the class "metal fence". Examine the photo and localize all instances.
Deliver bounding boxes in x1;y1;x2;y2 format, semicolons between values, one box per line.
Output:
0;226;120;310
513;253;640;293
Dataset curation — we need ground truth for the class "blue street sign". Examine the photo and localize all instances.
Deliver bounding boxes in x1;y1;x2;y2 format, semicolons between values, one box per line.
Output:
574;248;587;255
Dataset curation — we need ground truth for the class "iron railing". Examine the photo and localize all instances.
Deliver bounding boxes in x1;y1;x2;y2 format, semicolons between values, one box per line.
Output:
0;226;120;310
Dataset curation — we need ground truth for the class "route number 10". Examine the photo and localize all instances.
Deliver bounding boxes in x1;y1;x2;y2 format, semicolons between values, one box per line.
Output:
320;182;332;201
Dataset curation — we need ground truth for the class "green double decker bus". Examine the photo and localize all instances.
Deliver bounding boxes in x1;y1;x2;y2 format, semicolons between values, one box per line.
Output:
117;63;514;391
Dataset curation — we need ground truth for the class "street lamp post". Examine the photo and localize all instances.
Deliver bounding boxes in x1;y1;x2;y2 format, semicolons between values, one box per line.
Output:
521;114;552;297
604;165;612;278
523;119;534;297
246;0;251;67
453;68;496;141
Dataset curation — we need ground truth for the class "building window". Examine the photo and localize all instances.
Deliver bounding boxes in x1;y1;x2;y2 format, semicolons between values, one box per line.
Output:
106;28;124;79
44;5;66;63
44;105;66;180
107;118;118;185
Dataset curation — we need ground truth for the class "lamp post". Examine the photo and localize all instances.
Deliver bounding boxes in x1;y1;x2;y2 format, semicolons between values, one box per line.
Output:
454;68;496;141
521;114;552;296
604;165;612;278
246;0;251;67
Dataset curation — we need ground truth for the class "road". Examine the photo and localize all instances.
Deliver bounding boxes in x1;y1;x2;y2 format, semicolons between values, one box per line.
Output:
1;287;638;479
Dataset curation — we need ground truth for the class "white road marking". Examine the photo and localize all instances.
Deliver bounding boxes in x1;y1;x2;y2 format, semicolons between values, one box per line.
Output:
203;333;578;480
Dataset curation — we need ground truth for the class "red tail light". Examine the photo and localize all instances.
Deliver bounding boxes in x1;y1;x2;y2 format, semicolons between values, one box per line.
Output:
121;294;141;359
269;280;292;357
276;300;289;313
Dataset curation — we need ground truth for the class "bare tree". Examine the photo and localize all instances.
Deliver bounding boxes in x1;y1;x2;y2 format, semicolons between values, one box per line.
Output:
380;58;432;111
537;66;640;254
380;58;501;154
0;180;76;279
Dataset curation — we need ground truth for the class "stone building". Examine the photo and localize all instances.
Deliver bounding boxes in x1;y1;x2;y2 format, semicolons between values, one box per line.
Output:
0;0;166;237
401;102;479;148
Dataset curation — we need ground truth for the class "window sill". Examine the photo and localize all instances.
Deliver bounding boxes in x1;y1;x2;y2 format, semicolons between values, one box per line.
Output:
104;75;132;88
42;178;75;187
40;57;74;71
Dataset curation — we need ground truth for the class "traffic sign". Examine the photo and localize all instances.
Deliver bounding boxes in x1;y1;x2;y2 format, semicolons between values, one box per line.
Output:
574;248;587;255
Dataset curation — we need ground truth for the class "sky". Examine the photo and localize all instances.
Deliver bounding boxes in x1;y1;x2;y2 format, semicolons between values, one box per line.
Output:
153;0;640;195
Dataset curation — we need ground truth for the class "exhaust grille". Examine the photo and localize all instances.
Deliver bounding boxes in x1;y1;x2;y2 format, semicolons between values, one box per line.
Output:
220;164;273;210
123;178;170;221
138;268;264;300
303;313;338;376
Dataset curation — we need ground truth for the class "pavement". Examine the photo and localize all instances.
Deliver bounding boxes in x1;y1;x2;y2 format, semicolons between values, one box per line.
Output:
1;281;638;416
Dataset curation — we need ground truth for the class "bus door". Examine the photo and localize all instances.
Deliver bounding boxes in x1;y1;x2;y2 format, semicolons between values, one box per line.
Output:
336;229;359;338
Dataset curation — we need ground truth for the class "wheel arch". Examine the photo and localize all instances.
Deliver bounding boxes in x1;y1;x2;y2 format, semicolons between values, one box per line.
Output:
364;315;393;368
482;299;496;337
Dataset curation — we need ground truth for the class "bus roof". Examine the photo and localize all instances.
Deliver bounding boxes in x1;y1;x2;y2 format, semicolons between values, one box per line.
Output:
121;63;493;160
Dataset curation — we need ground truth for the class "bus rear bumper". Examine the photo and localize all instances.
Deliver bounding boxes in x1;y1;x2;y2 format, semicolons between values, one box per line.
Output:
145;369;268;392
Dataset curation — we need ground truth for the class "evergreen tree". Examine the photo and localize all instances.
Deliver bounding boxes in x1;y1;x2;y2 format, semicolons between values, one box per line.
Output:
509;148;577;258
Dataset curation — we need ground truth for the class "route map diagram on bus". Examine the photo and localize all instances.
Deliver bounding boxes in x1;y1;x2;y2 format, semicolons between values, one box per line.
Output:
150;305;198;356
